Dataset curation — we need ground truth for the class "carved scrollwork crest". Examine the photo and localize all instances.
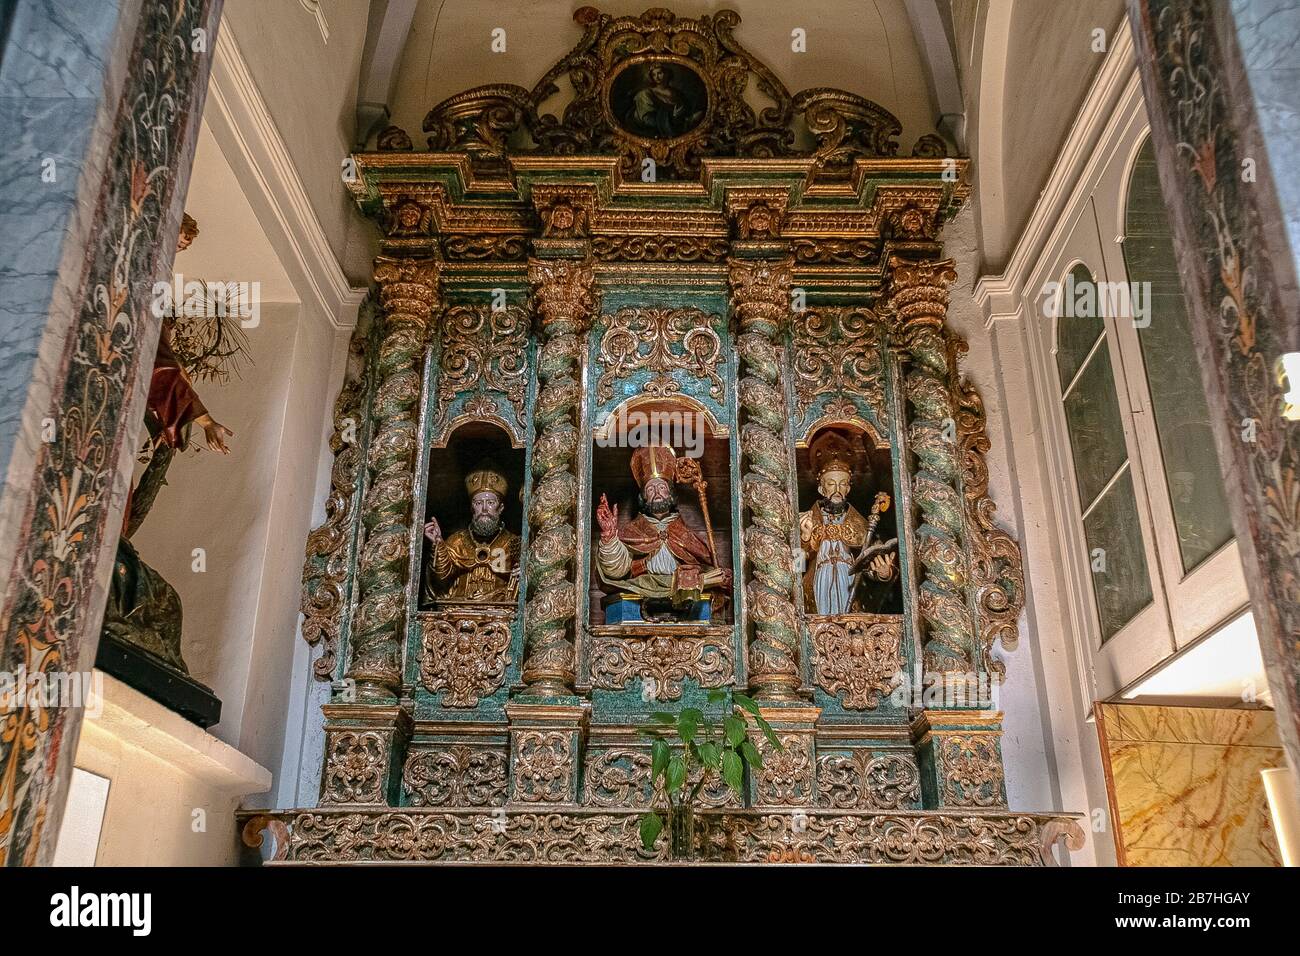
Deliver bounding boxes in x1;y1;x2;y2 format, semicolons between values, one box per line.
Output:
418;609;514;707
808;614;904;710
433;304;529;443
595;307;724;405
417;8;906;181
589;631;734;700
792;307;887;428
403;746;508;806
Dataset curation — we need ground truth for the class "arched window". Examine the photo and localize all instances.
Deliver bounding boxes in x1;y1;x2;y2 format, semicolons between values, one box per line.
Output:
1121;137;1233;572
1056;264;1153;642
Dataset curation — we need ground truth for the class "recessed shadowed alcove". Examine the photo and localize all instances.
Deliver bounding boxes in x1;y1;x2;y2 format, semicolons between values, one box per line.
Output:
423;420;525;598
588;397;734;626
796;423;901;614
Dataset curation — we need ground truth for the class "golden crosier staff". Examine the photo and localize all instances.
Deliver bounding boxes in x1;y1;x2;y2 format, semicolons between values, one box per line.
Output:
673;455;718;568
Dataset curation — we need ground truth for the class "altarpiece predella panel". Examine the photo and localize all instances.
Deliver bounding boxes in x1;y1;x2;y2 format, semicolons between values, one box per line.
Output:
248;6;1080;865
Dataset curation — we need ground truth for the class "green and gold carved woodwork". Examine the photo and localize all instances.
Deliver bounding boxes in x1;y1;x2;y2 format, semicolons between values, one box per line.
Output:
730;257;801;701
281;4;1063;863
522;258;598;696
348;258;439;702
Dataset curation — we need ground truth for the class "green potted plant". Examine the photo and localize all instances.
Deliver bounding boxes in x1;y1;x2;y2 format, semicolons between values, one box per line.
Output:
637;690;782;859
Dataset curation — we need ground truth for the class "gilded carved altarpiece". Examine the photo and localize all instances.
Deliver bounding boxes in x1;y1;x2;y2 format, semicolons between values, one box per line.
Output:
244;6;1081;865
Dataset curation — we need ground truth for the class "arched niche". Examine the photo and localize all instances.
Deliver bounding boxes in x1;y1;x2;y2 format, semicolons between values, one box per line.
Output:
795;422;902;615
587;395;734;627
421;418;526;610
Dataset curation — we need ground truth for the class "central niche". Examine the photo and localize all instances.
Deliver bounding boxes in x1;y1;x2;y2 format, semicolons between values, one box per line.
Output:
588;397;734;627
607;57;709;140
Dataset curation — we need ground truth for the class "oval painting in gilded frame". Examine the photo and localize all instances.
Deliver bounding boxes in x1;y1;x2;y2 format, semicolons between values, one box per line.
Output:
607;58;709;141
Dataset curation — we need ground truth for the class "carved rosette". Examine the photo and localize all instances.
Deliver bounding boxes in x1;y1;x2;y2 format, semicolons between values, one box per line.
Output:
729;258;801;700
816;751;921;809
418;610;513;708
886;257;977;677
808;614;903;710
938;734;1006;808
751;730;815;807
522;259;598;695
402;746;508;807
346;259;439;701
589;632;734;701
301;329;370;681
319;706;411;807
512;731;575;803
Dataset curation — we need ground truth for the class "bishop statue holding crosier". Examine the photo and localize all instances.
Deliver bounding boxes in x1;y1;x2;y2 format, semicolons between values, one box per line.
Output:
596;444;731;623
798;430;899;616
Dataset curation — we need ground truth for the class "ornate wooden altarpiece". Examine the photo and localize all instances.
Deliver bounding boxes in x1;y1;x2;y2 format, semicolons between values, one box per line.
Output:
241;7;1082;865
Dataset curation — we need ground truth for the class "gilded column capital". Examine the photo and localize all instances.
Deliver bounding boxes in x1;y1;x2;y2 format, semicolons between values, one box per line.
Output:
727;257;793;337
528;257;598;335
374;256;440;328
885;256;957;341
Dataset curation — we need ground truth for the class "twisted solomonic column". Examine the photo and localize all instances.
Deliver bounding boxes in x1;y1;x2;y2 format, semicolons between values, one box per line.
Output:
522;258;598;696
729;257;802;701
886;256;977;677
346;257;440;702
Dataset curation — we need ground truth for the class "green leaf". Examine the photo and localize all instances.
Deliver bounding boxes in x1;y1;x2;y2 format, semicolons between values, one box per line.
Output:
677;709;700;744
651;737;670;780
650;712;676;725
724;715;746;747
722;750;744;794
706;689;729;705
639;811;663;851
636;727;664;738
698;742;721;770
733;693;761;717
740;739;763;770
666;756;687;794
754;714;781;750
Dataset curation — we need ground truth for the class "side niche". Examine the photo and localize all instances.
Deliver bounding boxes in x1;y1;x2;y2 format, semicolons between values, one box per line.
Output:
415;421;524;711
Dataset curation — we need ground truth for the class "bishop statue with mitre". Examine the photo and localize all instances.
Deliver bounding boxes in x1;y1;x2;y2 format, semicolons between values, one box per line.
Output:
595;444;731;622
422;461;520;604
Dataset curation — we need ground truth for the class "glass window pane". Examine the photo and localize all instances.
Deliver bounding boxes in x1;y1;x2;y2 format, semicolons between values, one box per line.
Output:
1084;468;1154;642
1056;265;1105;389
1124;138;1234;572
1063;342;1128;508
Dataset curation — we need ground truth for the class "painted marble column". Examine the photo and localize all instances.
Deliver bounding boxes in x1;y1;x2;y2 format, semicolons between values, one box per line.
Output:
1130;0;1300;788
0;0;224;865
729;257;802;702
521;257;597;697
345;258;439;703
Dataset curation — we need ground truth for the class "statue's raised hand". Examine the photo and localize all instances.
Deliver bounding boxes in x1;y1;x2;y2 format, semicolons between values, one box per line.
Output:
423;517;442;548
596;493;619;543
